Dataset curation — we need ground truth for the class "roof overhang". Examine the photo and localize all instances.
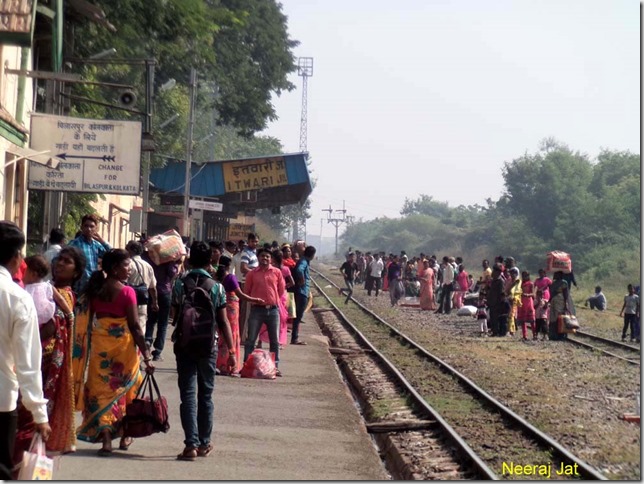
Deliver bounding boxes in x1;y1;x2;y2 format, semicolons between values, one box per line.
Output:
150;152;312;216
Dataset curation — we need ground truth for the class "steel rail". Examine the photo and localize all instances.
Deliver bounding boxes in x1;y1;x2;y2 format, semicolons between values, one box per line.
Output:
312;268;608;481
574;330;641;353
310;276;499;480
566;338;640;366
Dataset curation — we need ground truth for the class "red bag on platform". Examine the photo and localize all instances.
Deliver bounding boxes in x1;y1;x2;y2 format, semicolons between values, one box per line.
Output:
122;373;170;438
240;349;277;379
546;251;572;274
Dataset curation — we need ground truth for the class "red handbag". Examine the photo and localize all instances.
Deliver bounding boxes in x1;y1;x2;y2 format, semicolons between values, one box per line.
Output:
122;373;170;438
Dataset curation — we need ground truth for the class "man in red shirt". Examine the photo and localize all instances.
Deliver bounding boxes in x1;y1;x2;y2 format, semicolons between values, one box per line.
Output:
243;248;286;375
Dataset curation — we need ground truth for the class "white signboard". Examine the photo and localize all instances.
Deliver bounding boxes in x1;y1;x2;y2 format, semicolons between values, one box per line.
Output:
28;114;142;195
189;199;223;212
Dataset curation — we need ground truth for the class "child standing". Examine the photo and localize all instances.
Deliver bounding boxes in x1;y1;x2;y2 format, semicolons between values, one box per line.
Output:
476;293;488;337
517;271;536;341
23;254;56;328
534;289;549;341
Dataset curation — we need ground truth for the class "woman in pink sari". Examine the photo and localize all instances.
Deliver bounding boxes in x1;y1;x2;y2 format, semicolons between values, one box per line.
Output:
453;264;469;309
418;259;436;310
259;251;294;347
215;256;264;375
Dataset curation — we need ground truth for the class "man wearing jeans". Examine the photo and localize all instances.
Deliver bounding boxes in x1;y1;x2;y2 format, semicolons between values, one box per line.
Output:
144;254;179;362
172;241;236;461
292;246;316;345
243;248;285;374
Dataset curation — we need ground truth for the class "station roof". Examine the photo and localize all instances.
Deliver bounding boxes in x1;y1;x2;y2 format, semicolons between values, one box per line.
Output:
150;152;312;215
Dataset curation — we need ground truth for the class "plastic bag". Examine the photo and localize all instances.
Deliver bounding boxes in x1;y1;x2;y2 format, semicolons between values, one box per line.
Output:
18;434;53;480
240;349;277;379
457;305;477;317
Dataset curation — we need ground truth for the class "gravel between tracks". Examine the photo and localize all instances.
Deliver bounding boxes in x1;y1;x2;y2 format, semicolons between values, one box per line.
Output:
316;269;641;480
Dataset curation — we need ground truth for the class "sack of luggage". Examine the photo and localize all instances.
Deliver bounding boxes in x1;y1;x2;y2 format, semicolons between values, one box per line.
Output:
546;251;572;274
145;229;186;265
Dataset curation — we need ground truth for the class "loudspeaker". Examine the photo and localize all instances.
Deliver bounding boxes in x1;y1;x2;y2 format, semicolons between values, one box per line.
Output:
118;90;137;107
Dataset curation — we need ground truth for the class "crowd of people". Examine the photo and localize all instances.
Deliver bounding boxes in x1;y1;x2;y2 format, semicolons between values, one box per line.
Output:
1;216;317;476
340;250;639;343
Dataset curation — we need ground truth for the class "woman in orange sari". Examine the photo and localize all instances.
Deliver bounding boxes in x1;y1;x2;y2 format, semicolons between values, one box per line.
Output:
76;249;154;456
215;256;264;375
418;259;436;311
13;247;86;466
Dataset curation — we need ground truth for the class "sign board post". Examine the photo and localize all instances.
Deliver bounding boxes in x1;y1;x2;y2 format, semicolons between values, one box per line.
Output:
28;114;142;195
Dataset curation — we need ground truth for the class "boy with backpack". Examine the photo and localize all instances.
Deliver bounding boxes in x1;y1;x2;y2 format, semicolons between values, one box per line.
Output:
170;241;237;461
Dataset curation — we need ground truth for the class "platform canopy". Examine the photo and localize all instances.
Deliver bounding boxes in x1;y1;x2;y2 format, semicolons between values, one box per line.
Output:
150;152;312;216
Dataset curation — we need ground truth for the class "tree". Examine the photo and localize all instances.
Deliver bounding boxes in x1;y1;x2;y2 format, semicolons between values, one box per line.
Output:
70;0;298;136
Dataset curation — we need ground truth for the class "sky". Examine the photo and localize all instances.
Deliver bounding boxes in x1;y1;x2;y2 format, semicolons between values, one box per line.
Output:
261;0;640;237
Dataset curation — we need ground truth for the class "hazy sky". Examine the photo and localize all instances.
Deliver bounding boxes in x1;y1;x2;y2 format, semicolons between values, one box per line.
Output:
262;0;640;236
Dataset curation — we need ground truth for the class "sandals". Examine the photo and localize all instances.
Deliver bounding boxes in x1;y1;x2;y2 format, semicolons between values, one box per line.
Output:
119;437;133;450
197;443;214;457
291;340;307;345
177;447;198;461
97;448;113;457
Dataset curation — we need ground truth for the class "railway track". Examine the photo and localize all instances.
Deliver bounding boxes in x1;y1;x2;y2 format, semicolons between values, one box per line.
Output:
311;268;608;480
567;330;640;365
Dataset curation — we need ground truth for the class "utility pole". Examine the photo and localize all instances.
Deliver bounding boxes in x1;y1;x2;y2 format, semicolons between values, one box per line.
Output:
323;201;350;256
183;67;197;239
141;60;155;235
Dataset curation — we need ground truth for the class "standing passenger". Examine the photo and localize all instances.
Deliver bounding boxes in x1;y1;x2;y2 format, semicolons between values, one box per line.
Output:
0;222;51;479
291;246;316;345
243;249;285;371
619;284;640;343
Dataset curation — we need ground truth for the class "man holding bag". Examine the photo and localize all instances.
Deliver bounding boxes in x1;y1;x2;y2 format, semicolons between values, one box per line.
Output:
0;222;50;480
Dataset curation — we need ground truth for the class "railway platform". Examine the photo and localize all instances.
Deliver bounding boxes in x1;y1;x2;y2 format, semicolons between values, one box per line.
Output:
54;317;388;481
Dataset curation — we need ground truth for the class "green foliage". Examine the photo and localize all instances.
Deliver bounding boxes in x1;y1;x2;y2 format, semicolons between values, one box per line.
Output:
342;140;640;291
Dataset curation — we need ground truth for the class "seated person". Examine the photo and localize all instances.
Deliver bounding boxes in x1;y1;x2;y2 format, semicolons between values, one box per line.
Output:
585;286;607;311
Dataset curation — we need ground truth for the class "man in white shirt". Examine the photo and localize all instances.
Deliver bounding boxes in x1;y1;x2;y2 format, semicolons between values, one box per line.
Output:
436;256;455;314
231;239;246;280
42;228;65;282
238;234;259;340
367;253;384;297
126;240;158;336
0;222;51;479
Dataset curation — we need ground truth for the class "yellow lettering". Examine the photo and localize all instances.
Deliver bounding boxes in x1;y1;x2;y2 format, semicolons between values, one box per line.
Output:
502;462;513;475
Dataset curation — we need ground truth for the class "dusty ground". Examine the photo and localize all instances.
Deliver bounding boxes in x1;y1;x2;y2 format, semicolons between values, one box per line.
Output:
316;268;641;480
